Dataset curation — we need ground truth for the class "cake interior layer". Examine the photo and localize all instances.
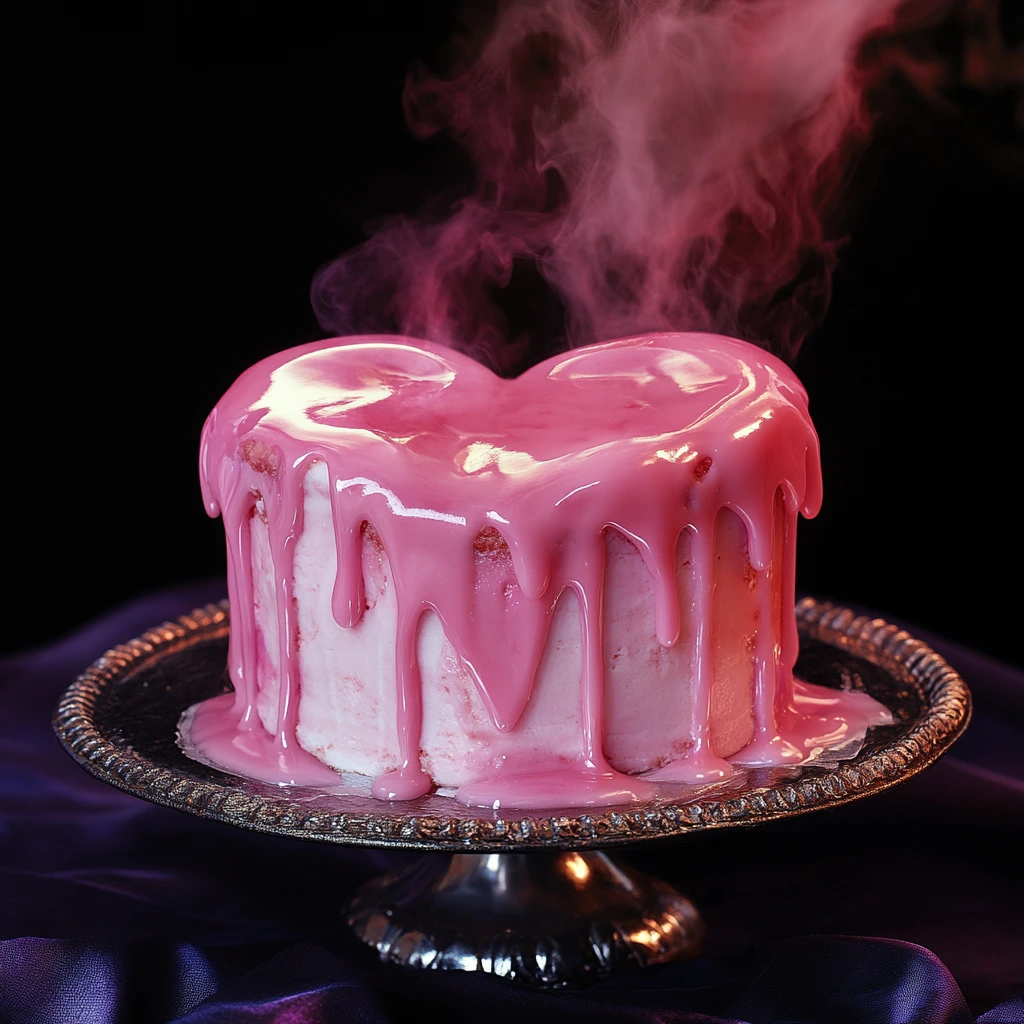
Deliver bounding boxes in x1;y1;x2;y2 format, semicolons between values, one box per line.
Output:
246;462;776;789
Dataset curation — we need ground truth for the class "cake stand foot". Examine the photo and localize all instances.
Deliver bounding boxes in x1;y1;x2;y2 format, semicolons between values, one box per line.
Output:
345;850;702;987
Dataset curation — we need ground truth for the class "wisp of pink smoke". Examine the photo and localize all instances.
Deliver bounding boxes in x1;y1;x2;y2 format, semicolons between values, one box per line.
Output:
313;0;912;368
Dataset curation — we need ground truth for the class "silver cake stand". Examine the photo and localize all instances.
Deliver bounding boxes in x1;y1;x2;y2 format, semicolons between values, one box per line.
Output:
53;598;970;988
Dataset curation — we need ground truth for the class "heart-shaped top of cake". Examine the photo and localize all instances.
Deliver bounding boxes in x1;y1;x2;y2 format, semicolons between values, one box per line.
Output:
199;333;822;801
202;332;819;547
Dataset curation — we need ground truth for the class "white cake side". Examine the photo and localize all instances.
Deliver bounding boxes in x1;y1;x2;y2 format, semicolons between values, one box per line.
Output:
249;462;764;787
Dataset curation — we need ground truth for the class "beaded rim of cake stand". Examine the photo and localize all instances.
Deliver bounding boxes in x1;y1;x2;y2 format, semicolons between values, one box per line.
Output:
53;598;971;852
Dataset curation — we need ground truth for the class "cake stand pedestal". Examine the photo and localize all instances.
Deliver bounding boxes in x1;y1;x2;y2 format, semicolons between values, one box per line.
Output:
53;599;970;989
346;849;701;983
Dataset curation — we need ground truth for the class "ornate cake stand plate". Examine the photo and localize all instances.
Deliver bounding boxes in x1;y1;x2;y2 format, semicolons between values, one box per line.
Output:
54;598;970;988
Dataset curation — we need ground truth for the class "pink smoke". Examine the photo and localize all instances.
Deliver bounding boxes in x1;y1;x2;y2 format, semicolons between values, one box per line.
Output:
313;0;914;367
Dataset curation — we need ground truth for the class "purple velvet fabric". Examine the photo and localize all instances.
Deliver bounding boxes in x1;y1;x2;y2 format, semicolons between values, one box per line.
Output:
1;584;1021;1023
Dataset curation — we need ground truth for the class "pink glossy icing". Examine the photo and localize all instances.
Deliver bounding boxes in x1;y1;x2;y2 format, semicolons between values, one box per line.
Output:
193;332;889;807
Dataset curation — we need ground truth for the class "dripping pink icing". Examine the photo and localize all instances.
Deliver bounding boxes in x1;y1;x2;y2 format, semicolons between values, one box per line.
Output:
190;331;889;808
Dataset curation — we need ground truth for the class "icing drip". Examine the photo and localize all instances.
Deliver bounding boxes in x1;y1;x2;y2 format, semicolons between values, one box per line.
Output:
647;524;733;783
194;332;887;806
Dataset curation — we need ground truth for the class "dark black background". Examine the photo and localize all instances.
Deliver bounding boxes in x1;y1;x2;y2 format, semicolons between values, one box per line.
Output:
4;4;1022;666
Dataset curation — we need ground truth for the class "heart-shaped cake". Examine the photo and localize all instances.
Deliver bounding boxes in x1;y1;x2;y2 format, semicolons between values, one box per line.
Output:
187;332;889;809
